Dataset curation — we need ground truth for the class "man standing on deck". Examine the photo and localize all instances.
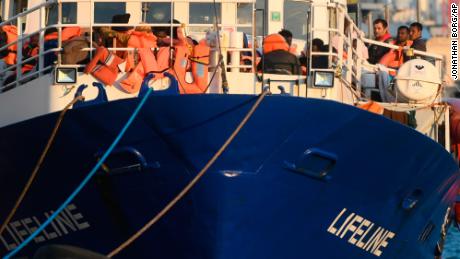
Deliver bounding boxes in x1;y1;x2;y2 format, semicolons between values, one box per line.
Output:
367;18;393;64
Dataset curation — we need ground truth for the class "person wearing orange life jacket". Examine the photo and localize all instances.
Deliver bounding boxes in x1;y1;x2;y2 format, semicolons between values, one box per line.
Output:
42;27;81;68
0;24;18;65
257;33;300;75
379;26;412;75
97;14;133;61
367;19;393;65
44;26;81;42
21;34;39;74
278;29;299;55
240;33;262;72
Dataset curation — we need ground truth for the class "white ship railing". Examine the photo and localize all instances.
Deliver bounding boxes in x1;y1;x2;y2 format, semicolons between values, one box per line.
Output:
0;0;256;92
0;0;58;90
0;0;445;96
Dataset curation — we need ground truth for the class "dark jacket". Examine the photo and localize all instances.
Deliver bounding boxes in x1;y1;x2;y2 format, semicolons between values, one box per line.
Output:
0;30;8;59
367;33;393;64
411;37;427;51
258;50;301;75
404;37;427;62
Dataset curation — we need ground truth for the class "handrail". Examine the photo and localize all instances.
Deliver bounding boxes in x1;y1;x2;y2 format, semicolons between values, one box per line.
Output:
0;0;258;90
362;38;443;60
0;24;61;53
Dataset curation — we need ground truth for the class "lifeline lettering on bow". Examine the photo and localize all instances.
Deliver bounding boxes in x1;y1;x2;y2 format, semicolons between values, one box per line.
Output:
327;208;395;257
0;203;90;252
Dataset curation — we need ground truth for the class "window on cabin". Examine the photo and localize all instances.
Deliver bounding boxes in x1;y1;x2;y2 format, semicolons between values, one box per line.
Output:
94;2;126;23
143;2;171;23
189;3;221;33
237;3;252;35
283;0;309;40
189;3;221;24
46;3;77;25
237;3;252;25
12;0;27;17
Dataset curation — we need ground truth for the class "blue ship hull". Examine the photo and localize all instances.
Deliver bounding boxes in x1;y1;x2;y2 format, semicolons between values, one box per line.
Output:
0;94;458;258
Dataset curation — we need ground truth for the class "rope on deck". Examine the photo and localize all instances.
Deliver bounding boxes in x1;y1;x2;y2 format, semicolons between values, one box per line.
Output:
107;88;271;258
0;95;84;237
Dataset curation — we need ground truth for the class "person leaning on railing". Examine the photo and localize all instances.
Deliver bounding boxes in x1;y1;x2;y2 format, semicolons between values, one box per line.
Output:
0;22;18;66
21;34;39;74
367;18;393;65
379;26;412;74
0;24;9;61
403;22;427;62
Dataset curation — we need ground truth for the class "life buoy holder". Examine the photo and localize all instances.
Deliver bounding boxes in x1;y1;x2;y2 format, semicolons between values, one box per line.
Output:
138;72;179;98
73;82;108;108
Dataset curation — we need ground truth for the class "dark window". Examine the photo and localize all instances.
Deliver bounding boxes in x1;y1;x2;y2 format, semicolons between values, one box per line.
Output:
284;0;309;39
237;3;252;24
94;2;126;23
47;3;78;25
143;2;171;23
189;3;221;24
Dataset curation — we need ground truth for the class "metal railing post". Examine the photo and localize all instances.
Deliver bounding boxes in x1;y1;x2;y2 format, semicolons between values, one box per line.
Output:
15;16;22;87
57;1;62;66
89;0;93;61
445;105;451;151
39;5;45;74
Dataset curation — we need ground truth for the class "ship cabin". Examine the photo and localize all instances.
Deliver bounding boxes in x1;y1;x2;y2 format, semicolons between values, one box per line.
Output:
0;0;451;149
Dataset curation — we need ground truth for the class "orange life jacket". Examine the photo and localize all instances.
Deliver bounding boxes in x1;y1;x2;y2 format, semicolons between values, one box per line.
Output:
119;48;161;94
2;25;18;65
171;40;210;94
62;27;81;42
120;41;209;94
263;34;289;54
119;62;145;93
44;27;81;42
289;43;298;55
44;32;58;41
357;101;384;115
123;31;158;72
156;47;171;72
119;31;159;89
84;47;123;85
128;31;157;49
379;40;413;76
